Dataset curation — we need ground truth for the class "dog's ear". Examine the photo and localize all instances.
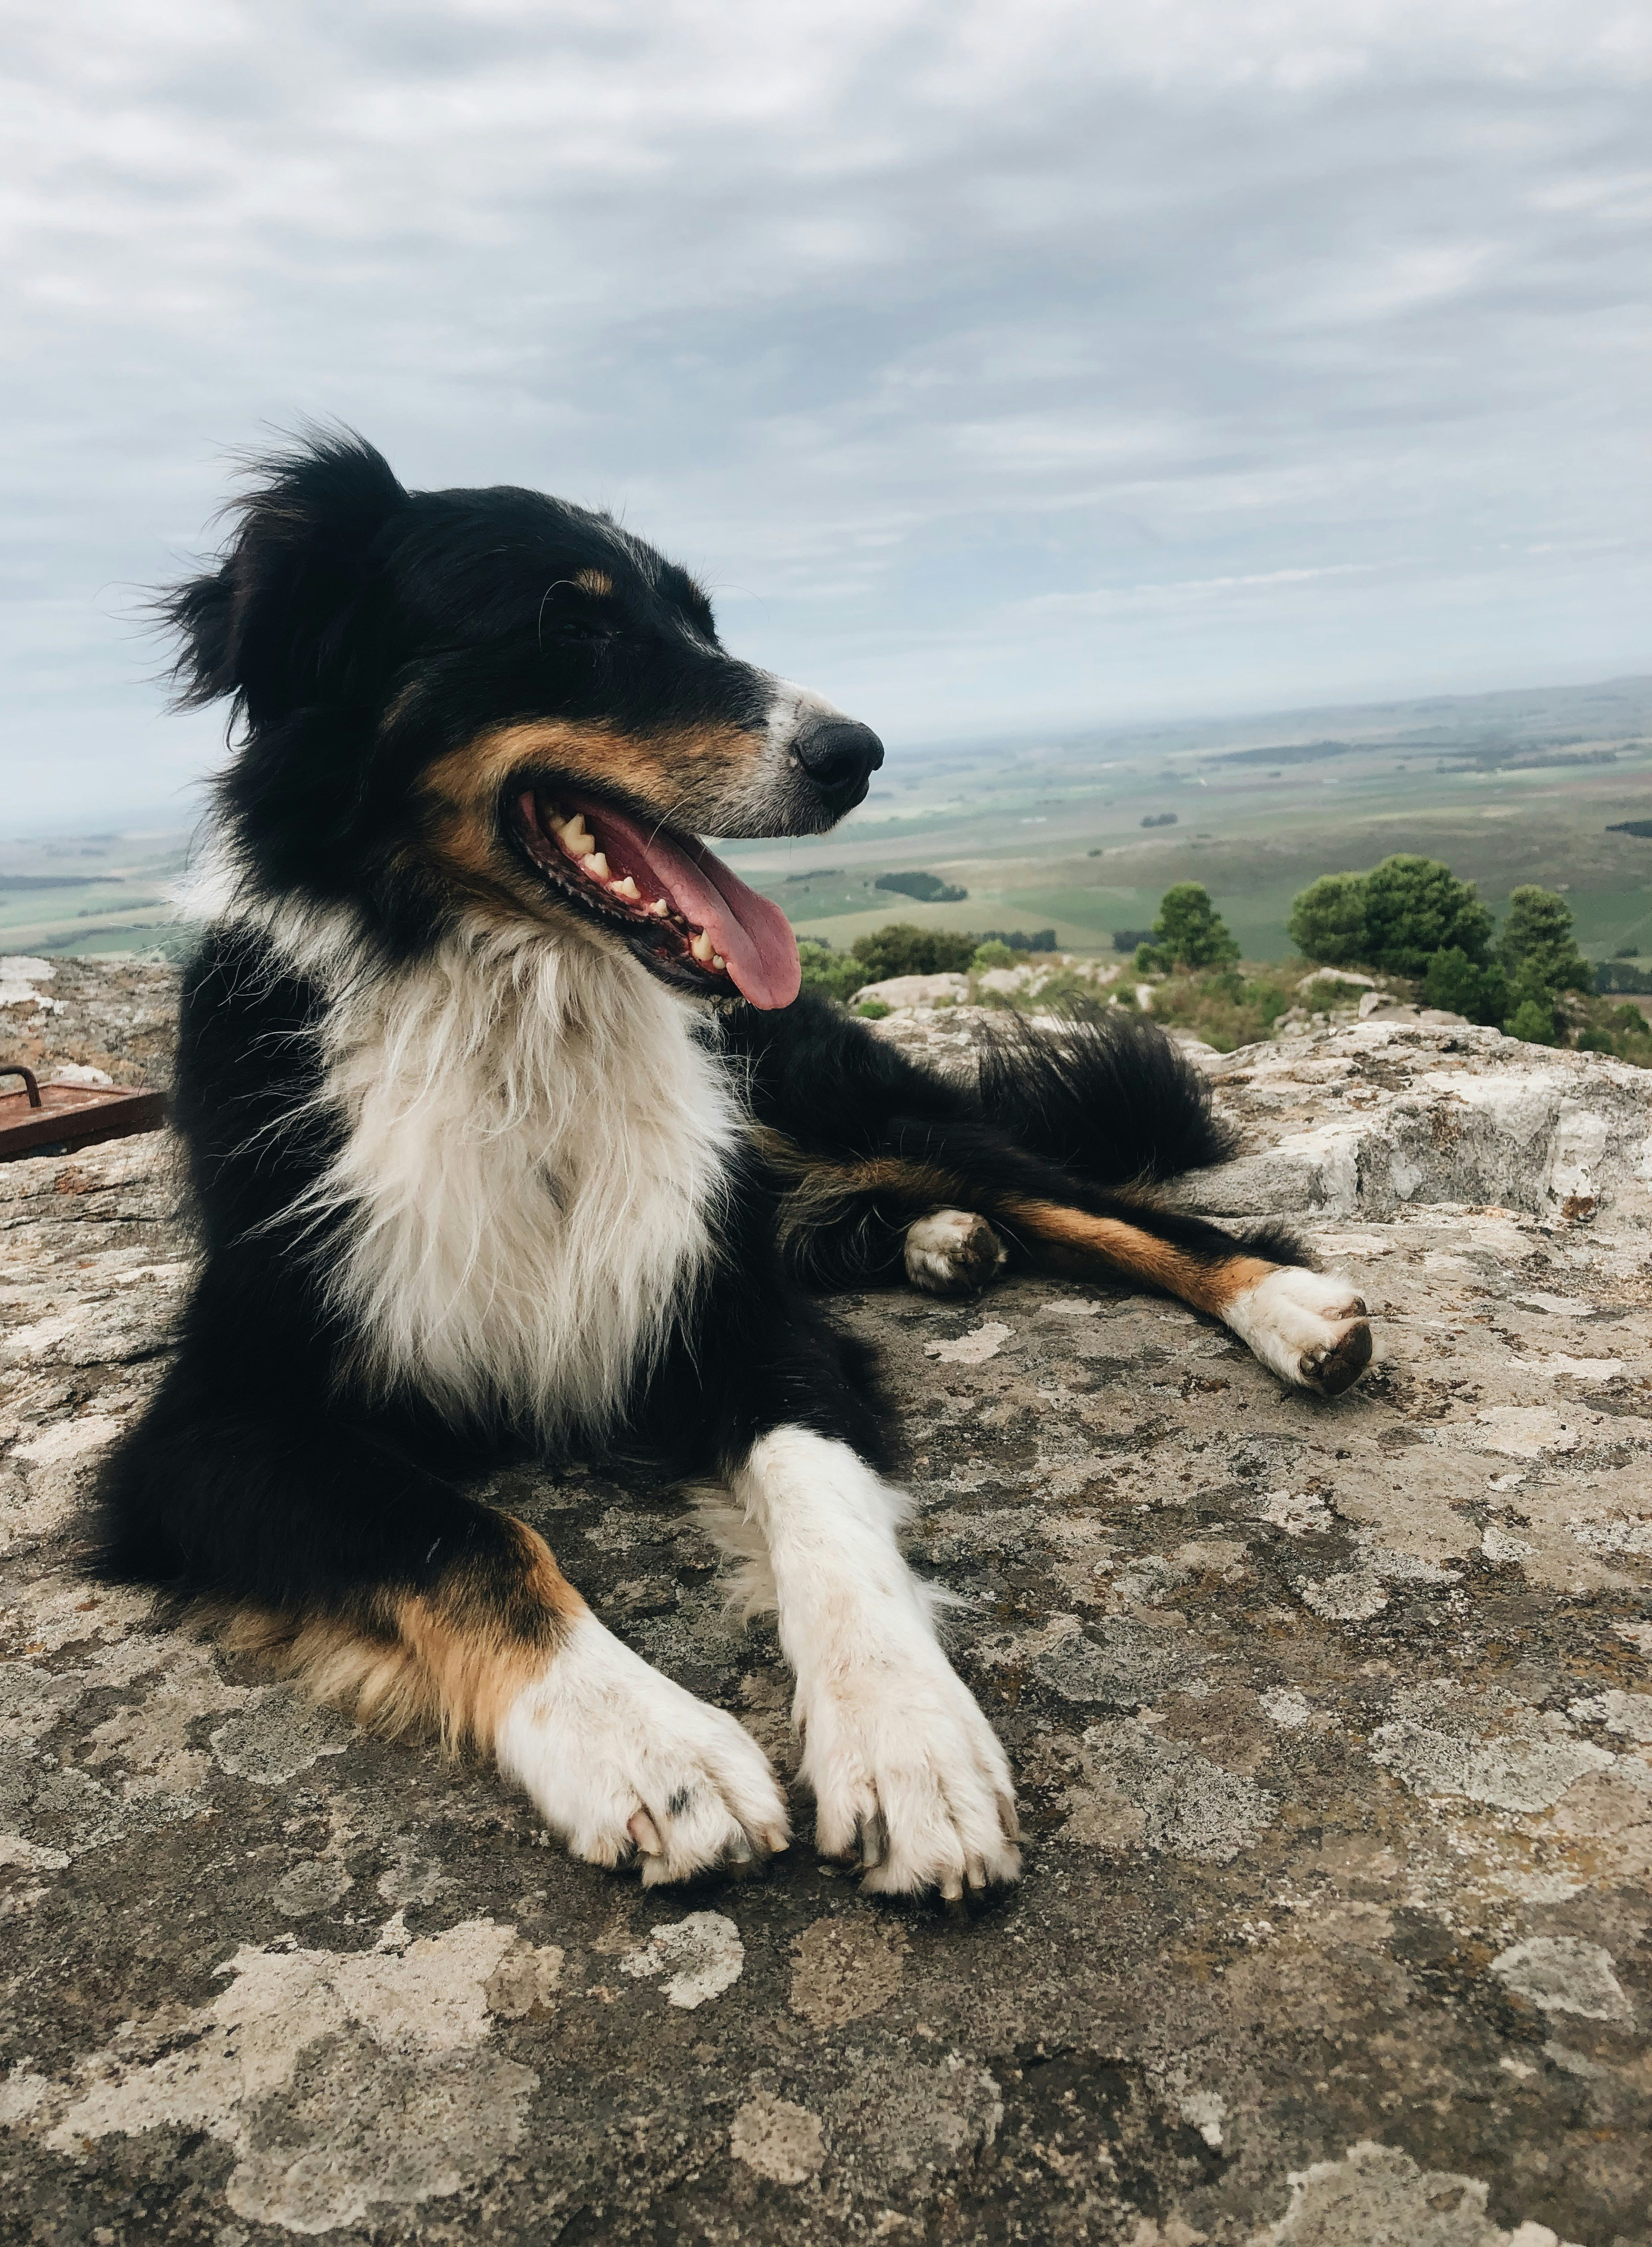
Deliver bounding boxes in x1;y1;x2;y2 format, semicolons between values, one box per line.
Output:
164;432;407;728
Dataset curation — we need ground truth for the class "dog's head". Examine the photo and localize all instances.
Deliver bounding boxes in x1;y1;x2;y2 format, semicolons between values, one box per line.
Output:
167;432;884;1008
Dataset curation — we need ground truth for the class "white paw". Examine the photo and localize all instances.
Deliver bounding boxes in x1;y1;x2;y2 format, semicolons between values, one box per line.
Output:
795;1624;1021;1900
496;1612;789;1884
1224;1266;1372;1395
904;1208;1008;1297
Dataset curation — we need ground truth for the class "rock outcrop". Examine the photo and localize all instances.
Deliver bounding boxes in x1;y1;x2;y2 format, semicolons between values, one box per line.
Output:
2;965;1647;2244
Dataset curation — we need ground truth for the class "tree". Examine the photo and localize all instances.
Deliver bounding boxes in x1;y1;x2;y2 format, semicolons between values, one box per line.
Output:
1287;872;1369;967
1505;996;1558;1046
1360;856;1494;977
1421;948;1509;1027
796;939;871;1002
1135;883;1240;974
1499;887;1593;994
849;923;979;980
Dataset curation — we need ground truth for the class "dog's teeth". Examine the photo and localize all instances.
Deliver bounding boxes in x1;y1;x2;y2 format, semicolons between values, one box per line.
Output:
648;898;670;917
691;930;715;964
565;831;596;857
610;874;640;901
712;954;725;971
586;852;610;880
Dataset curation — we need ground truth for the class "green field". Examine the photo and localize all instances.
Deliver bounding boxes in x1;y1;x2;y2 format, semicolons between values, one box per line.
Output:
718;673;1652;963
6;673;1651;965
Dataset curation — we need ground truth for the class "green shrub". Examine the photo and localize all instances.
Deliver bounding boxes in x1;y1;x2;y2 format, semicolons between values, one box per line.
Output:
1136;883;1239;974
1286;872;1370;967
1361;856;1494;976
874;871;968;903
1504;996;1557;1045
1146;965;1291;1053
796;938;870;1003
1421;947;1510;1026
1499;887;1593;994
850;923;980;979
1288;857;1493;976
853;999;892;1020
971;940;1016;970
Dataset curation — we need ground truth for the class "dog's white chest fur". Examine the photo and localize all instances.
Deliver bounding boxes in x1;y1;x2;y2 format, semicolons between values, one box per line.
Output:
308;930;742;1430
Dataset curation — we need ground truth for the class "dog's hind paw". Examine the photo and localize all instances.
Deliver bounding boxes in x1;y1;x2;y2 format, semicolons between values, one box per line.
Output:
904;1208;1008;1298
1224;1266;1372;1395
496;1614;790;1884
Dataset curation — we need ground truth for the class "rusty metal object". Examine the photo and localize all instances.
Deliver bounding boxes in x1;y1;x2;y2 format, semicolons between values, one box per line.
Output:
0;1063;168;1161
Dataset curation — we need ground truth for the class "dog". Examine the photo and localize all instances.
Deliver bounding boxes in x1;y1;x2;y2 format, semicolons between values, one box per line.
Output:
97;433;1372;1903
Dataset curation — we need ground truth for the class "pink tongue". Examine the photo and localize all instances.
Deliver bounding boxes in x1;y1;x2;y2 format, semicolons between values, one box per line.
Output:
581;801;801;1010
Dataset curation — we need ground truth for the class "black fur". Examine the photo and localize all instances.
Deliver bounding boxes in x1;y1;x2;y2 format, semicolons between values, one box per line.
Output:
99;432;1300;1671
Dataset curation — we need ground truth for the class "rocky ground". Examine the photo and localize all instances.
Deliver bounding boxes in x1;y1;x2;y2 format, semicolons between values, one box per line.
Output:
2;958;1650;2247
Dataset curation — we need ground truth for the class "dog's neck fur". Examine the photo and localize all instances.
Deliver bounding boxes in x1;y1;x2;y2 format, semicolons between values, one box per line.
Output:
199;855;745;1434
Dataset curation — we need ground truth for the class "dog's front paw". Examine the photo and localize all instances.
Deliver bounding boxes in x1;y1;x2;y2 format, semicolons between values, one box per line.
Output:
496;1613;789;1884
796;1632;1020;1902
904;1208;1008;1297
1224;1266;1372;1395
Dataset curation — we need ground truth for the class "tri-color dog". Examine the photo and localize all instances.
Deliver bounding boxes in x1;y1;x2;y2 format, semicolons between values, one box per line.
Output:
98;435;1372;1903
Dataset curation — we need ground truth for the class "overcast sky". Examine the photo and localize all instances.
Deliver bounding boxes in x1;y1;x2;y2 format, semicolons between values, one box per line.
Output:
5;0;1650;827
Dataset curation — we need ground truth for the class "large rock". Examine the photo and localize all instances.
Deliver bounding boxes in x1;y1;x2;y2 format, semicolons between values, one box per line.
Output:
2;973;1648;2244
1191;1021;1652;1225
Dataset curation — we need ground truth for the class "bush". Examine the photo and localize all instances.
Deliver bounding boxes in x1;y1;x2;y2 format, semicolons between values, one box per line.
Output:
1596;957;1652;994
1504;996;1557;1045
1112;928;1153;954
1422;947;1510;1026
1362;856;1495;976
1287;856;1494;976
971;941;1016;970
796;938;871;1003
976;927;1058;952
1565;996;1652;1066
1287;872;1370;967
849;923;980;980
874;871;968;903
1134;883;1240;974
852;999;891;1020
1499;887;1593;994
1147;966;1292;1053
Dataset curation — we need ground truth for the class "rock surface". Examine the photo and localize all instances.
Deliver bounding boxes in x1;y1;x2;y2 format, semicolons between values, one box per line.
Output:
2;971;1649;2245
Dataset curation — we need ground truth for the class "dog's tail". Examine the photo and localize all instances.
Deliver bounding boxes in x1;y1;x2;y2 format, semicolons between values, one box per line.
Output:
974;1003;1238;1188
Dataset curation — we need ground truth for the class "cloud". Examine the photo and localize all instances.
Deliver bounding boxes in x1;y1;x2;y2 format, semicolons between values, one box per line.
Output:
2;0;1649;819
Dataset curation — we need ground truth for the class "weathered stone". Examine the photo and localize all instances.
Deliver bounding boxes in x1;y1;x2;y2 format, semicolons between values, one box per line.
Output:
2;972;1649;2242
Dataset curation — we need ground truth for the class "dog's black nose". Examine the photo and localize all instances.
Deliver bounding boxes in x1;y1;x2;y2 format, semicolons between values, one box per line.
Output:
793;716;885;806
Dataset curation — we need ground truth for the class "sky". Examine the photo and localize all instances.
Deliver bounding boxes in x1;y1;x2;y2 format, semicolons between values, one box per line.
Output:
4;0;1650;828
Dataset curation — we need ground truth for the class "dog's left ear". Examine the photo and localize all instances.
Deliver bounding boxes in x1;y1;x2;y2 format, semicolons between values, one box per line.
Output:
163;431;408;729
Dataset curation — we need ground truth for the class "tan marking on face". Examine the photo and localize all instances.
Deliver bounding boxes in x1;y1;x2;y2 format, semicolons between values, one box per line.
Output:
423;718;767;823
574;568;613;596
413;717;770;924
211;1519;586;1755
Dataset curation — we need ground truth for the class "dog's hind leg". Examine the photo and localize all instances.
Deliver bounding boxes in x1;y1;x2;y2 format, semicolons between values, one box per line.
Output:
96;1366;788;1884
772;1142;1371;1396
996;1193;1372;1397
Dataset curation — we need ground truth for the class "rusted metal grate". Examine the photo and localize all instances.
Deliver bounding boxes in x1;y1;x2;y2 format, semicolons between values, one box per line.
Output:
0;1063;168;1162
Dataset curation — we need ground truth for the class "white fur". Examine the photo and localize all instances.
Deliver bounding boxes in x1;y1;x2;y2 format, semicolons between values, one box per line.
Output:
728;1427;1020;1898
1224;1267;1370;1391
496;1612;788;1883
904;1208;1008;1297
763;676;842;756
200;853;743;1433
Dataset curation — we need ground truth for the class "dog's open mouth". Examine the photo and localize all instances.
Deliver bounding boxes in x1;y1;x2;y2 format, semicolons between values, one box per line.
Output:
516;787;801;1010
